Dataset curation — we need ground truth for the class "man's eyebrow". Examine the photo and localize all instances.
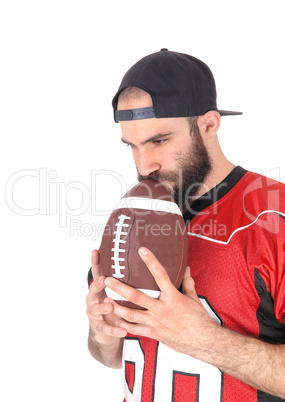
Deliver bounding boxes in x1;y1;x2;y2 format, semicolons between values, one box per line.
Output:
121;132;173;146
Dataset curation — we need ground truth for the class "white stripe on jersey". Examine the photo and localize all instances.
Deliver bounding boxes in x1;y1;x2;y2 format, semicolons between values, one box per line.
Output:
187;209;285;245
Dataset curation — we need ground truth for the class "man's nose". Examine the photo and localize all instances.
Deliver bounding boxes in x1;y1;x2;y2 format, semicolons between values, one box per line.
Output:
135;150;161;177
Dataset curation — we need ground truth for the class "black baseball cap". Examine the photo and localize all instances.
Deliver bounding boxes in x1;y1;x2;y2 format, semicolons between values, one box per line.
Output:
112;48;242;122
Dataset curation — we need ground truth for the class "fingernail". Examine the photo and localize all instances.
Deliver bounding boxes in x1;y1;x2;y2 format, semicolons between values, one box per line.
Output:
139;247;148;256
105;278;112;286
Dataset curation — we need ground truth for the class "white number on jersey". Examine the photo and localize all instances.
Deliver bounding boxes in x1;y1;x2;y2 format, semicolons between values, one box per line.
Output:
122;297;223;402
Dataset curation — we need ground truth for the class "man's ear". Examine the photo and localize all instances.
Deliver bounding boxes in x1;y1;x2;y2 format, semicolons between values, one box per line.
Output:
198;111;221;141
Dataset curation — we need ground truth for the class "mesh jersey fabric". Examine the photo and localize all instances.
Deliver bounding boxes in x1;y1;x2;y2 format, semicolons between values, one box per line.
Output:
121;166;285;402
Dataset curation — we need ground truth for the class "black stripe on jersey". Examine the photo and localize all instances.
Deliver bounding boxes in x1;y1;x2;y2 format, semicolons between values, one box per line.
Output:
255;269;285;344
255;267;285;399
87;267;93;287
183;166;247;223
257;389;285;401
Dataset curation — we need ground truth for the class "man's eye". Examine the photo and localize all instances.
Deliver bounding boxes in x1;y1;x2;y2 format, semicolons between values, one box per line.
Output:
154;139;167;145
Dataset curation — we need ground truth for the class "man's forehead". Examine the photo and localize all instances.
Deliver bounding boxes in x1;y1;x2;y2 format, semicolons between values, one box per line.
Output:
120;119;166;144
119;115;190;147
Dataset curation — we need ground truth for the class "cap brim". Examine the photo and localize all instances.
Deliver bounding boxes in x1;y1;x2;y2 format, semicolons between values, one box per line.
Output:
218;110;243;116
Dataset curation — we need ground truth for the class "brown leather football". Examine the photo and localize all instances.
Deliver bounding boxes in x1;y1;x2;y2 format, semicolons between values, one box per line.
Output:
100;179;188;309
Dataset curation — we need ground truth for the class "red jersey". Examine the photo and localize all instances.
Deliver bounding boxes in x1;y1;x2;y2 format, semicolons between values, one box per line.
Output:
121;167;285;402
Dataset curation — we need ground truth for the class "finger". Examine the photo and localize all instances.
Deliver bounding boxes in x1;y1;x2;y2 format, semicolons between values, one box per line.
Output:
138;247;174;293
92;318;127;339
88;276;106;302
91;249;101;279
87;299;128;339
115;319;151;339
105;277;157;311
89;249;106;297
88;300;114;317
182;266;196;296
112;302;152;326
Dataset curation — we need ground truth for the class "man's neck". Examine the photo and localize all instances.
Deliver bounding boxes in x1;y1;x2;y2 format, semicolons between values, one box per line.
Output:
186;159;236;210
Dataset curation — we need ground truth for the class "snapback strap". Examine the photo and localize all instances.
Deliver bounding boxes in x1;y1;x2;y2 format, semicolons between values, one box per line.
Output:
114;107;156;122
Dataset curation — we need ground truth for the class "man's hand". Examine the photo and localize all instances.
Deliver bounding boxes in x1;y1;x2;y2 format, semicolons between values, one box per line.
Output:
103;248;285;398
105;247;218;357
86;249;127;346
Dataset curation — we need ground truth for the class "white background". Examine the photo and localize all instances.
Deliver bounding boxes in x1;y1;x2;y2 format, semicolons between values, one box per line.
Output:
1;1;285;401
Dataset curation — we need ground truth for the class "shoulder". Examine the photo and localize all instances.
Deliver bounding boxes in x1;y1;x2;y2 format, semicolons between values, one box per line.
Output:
240;170;285;217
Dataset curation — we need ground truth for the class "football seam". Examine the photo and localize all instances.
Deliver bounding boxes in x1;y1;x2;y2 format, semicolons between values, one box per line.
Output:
107;210;121;277
126;210;133;283
111;209;133;281
173;218;187;288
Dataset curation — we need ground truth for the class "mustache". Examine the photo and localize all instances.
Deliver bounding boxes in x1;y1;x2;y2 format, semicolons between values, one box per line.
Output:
137;170;178;183
138;171;159;182
137;171;179;198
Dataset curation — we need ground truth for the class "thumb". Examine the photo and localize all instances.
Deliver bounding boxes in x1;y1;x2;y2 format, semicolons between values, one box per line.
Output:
182;266;196;296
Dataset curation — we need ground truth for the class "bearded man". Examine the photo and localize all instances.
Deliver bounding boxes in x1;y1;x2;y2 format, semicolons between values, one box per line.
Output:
86;49;285;402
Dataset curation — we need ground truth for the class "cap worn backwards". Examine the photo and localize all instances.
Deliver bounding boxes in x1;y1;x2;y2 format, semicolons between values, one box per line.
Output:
112;48;242;122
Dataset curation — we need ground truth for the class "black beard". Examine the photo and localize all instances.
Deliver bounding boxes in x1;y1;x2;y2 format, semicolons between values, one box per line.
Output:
138;130;212;211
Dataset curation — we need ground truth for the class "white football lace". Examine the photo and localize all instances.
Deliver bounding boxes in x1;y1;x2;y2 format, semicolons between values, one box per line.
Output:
111;214;131;278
